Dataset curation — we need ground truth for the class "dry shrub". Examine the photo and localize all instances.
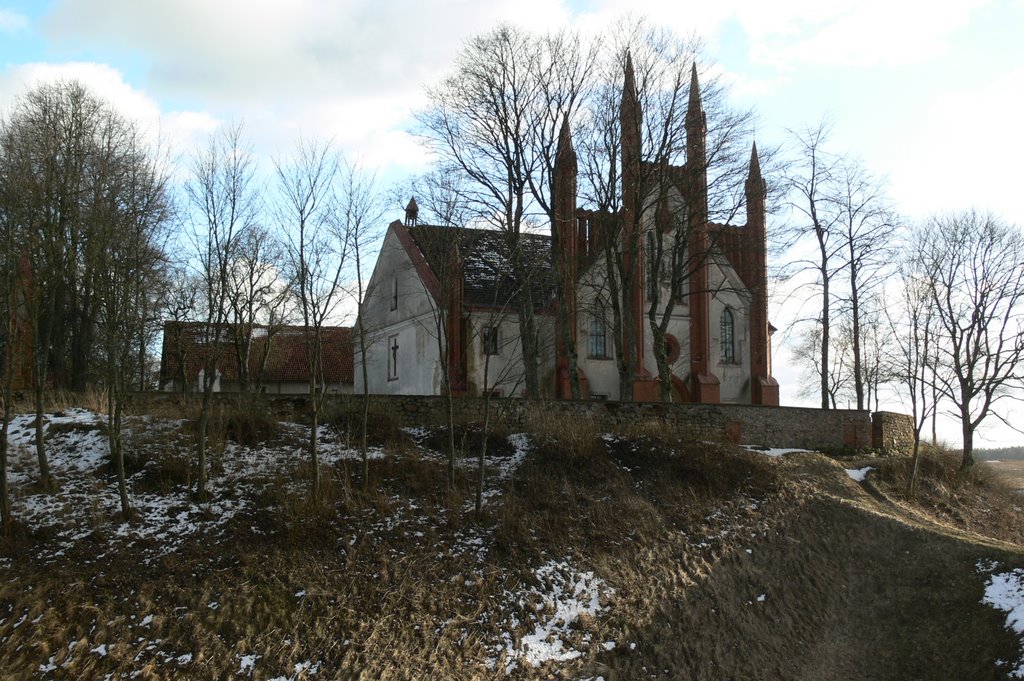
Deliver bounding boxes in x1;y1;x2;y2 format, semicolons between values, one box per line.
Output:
870;443;1024;544
223;402;278;446
613;416;704;445
190;398;279;453
418;424;514;460
521;406;602;458
44;418;108;441
327;399;405;448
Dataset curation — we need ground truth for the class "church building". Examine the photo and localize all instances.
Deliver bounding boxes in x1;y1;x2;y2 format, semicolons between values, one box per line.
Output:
356;58;778;405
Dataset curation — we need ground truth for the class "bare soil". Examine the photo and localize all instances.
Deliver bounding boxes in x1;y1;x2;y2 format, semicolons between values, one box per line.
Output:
1;410;1023;680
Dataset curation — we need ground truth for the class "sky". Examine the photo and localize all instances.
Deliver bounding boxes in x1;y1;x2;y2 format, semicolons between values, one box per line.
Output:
1;0;1022;446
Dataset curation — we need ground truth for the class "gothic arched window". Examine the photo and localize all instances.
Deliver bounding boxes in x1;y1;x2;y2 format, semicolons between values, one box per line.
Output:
720;308;736;363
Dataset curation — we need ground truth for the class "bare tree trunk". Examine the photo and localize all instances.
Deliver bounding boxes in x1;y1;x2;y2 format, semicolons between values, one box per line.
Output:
196;383;213;501
907;429;923;497
960;412;974;472
850;266;864;411
109;389;131;519
33;383;52;490
359;345;370;486
309;384;321;498
819;239;830;411
0;401;12;534
476;351;495;516
446;390;456;492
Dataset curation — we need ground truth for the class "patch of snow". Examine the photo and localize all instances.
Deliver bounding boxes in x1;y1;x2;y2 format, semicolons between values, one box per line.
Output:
845;466;873;482
981;566;1024;677
239;653;259;674
498;559;613;673
741;445;813;457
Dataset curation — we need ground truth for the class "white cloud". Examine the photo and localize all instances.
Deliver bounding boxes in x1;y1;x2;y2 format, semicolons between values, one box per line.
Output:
0;9;29;32
0;62;221;163
577;0;988;69
886;63;1024;226
754;0;990;68
42;0;572;104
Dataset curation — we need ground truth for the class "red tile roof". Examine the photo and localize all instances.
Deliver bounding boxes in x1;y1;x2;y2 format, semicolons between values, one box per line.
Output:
160;322;353;387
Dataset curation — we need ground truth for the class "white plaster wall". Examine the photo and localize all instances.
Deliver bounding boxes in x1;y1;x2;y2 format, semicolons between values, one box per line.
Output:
355;225;444;395
708;258;752;403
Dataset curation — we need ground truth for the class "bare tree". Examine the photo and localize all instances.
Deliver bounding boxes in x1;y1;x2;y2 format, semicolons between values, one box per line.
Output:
161;267;200;393
392;180;475;489
337;161;382;486
833;160;898;410
225;224;290;392
780;121;844;410
93;128;173;519
0;165;29;533
577;19;767;402
914;211;1024;471
886;258;938;495
276;138;351;498
791;320;851;409
185;122;261;501
417;24;554;398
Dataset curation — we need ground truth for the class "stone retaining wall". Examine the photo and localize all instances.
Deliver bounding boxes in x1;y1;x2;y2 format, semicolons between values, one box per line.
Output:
130;392;915;454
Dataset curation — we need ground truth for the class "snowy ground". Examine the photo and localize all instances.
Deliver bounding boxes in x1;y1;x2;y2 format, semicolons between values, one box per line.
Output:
979;560;1024;678
2;409;616;677
741;445;815;458
4;409;392;567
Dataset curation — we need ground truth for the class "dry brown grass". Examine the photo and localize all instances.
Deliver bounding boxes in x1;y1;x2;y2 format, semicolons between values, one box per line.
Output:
865;445;1024;546
1;409;1023;679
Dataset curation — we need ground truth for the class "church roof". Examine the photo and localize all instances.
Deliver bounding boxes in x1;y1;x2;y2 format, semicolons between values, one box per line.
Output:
160;322;353;386
406;224;554;310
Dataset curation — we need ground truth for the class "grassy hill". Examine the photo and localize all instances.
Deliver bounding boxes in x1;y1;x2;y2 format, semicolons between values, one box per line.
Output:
1;400;1023;679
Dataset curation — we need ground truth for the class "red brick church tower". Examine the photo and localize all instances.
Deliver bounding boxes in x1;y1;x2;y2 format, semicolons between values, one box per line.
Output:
551;57;778;405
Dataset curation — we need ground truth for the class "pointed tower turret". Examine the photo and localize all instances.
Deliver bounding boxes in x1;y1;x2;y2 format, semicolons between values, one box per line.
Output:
552;115;580;398
685;61;718;404
743;141;778;405
620;51;641;224
685;62;707;221
620;50;647;389
405;197;419;226
744;142;766;229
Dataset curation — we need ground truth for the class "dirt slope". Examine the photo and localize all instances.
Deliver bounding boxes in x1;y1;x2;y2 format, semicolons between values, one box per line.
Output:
0;411;1022;680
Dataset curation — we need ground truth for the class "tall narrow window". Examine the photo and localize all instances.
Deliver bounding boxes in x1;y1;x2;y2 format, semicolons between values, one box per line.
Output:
646;231;657;298
390;277;398;311
720;308;735;363
589;317;608;358
482;326;499;355
388;335;399;380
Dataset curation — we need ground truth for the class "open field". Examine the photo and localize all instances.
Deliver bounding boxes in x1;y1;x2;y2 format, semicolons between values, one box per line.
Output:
984;460;1024;494
1;401;1023;679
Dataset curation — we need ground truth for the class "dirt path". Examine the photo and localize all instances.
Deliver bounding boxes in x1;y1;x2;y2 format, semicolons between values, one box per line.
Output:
596;463;1024;680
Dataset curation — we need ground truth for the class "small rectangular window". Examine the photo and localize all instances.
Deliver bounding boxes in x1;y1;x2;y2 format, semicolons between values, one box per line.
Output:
588;317;608;359
390;277;398;311
482;326;499;355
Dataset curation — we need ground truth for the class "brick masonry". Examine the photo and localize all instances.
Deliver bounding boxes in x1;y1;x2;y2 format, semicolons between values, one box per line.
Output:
130;392;915;454
330;395;914;454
